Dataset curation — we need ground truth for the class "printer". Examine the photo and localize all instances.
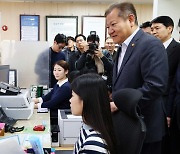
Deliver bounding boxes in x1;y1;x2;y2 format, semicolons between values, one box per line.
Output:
0;88;34;120
58;109;82;147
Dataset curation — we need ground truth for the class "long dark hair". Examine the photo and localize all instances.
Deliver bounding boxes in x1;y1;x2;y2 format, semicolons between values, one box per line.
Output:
71;73;116;154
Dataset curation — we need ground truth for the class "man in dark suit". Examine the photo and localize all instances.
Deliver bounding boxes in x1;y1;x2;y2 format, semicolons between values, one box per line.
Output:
105;2;168;154
166;18;180;154
151;16;180;154
140;21;152;34
151;16;180;111
167;62;180;154
104;37;117;61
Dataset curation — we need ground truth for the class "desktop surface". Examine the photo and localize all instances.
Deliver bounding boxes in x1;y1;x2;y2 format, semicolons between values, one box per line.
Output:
0;109;51;148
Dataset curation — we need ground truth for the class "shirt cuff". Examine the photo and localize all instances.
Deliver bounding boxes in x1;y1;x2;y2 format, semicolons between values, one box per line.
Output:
37;103;42;109
38;97;43;103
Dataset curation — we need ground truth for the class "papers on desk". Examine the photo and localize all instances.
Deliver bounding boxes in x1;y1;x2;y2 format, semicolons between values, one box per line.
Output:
37;108;48;113
37;104;48;113
67;114;82;119
0;135;25;154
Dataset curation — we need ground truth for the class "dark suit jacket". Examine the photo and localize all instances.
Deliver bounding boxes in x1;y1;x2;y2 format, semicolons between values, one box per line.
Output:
112;29;168;143
167;62;180;129
162;39;180;116
166;39;180;95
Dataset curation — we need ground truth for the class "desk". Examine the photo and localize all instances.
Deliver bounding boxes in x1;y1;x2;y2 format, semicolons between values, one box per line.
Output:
0;109;51;148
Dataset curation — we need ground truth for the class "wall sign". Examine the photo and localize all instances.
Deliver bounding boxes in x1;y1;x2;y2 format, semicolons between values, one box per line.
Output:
46;16;78;45
20;15;40;41
82;16;106;47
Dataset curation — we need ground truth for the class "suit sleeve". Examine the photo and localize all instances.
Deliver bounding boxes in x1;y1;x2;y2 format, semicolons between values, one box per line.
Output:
101;50;113;72
76;53;87;70
167;62;180;117
138;39;169;102
167;76;177;117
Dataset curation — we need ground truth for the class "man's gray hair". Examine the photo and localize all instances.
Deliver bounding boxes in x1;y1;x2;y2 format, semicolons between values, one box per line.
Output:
105;2;138;25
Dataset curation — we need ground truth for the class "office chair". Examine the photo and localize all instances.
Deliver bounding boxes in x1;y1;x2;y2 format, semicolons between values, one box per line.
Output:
112;88;146;154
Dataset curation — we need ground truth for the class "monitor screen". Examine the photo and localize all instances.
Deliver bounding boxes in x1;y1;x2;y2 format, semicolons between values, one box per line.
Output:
0;65;10;83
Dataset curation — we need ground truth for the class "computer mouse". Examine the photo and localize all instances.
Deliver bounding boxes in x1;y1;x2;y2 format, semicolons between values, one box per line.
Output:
33;125;45;131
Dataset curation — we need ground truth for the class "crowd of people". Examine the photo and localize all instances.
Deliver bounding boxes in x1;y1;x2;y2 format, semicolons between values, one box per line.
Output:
32;2;180;154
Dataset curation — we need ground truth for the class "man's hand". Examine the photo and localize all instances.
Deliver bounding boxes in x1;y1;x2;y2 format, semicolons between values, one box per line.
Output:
32;98;39;104
34;103;38;109
110;101;118;112
94;48;104;58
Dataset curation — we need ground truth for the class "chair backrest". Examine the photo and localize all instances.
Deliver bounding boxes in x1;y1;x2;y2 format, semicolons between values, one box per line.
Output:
112;88;146;154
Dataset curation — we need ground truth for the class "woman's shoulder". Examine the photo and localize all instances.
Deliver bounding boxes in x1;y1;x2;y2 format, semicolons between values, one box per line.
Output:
83;134;108;153
61;81;71;88
84;130;105;144
75;126;108;154
55;82;71;93
82;128;107;149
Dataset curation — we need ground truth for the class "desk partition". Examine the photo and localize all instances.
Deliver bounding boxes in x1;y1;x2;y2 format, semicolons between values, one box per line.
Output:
0;40;50;88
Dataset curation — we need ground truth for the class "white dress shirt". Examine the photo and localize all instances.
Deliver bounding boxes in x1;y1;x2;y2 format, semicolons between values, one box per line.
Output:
117;27;140;73
163;38;173;49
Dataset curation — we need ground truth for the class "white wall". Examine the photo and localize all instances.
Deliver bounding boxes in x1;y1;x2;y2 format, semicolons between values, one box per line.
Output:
153;0;180;41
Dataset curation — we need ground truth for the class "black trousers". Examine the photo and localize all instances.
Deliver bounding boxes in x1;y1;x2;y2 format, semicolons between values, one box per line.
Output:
169;115;180;154
141;141;162;154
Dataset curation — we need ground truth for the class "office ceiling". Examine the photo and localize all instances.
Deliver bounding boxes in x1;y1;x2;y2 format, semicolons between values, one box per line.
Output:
0;0;153;4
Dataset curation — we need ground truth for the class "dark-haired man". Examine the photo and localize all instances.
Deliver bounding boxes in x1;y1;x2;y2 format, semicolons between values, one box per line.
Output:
75;34;113;74
105;37;117;61
68;34;87;73
75;34;113;91
151;15;180;120
63;36;77;62
151;16;180;154
35;33;66;88
140;21;151;34
105;2;168;154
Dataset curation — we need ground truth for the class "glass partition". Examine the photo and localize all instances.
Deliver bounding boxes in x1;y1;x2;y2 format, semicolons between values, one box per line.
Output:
0;40;50;88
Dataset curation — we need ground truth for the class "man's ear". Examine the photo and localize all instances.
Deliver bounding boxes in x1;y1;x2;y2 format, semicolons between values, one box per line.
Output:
54;40;57;45
167;26;173;34
128;14;136;27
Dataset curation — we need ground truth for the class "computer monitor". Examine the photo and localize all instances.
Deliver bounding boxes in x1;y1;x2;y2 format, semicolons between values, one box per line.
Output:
0;65;10;83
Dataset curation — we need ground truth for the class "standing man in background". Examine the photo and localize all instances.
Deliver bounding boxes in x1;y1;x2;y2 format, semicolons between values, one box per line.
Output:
151;16;180;154
105;2;168;154
63;36;77;62
166;18;180;154
140;21;152;34
151;16;180;102
35;33;67;88
68;34;87;73
104;37;117;61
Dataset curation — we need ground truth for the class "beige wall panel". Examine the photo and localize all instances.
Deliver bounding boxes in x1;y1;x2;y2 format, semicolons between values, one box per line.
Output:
0;2;152;41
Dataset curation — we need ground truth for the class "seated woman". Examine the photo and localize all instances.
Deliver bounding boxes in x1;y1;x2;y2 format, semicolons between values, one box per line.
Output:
70;73;117;154
33;60;71;117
